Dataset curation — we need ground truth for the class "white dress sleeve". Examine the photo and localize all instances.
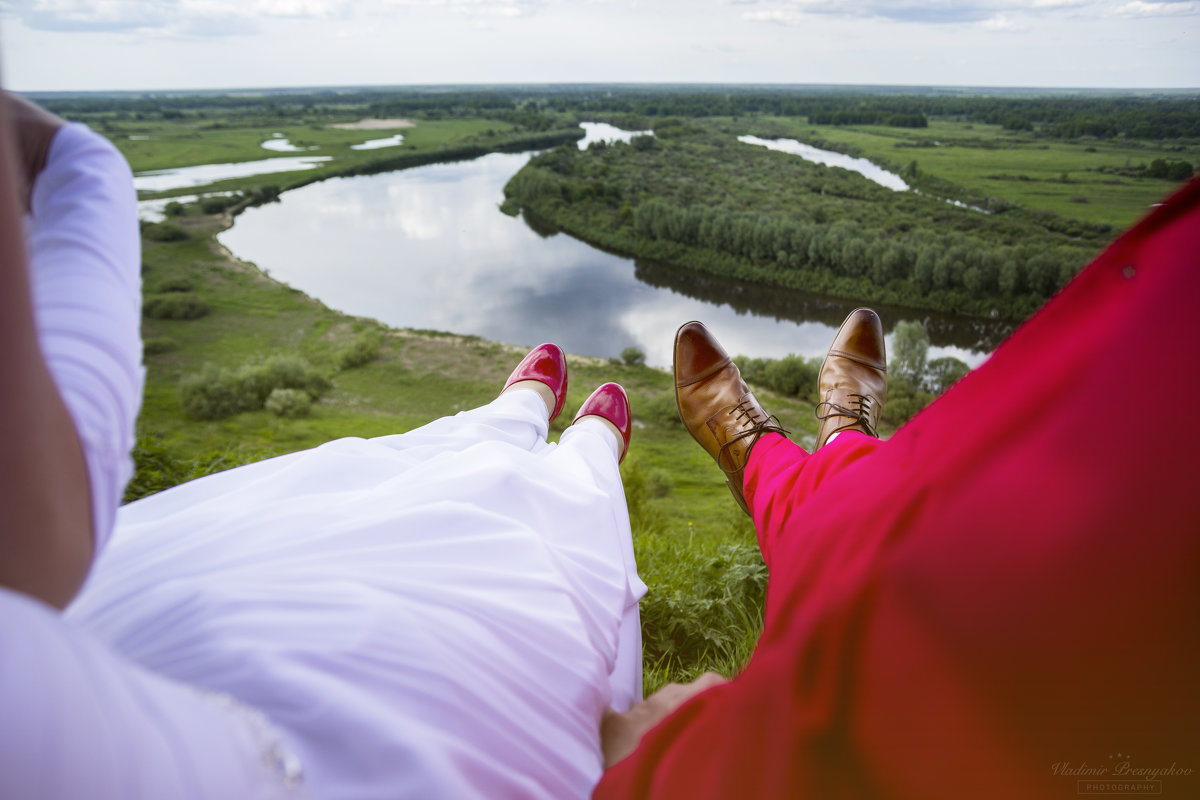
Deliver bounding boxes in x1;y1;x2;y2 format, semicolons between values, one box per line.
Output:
26;123;143;560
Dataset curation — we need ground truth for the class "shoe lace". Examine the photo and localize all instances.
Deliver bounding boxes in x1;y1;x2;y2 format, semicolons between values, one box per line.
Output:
716;398;788;476
814;393;879;437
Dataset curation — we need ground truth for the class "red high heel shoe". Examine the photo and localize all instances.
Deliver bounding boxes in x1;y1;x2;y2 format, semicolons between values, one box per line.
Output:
503;343;569;422
572;383;632;463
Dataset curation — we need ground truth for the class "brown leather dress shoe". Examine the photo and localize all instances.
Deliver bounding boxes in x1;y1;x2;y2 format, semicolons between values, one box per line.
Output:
674;321;786;515
815;308;888;449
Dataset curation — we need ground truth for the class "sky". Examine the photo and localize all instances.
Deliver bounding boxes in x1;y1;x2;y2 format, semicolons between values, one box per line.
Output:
1;0;1197;92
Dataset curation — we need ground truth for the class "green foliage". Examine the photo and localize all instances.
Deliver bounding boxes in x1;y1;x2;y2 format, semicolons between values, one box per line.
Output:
503;165;562;201
620;346;647;367
336;329;384;370
265;388;313;418
1147;159;1195;181
200;195;238;213
125;433;280;503
883;376;936;425
142;336;176;355
740;354;821;401
164;201;185;217
637;534;768;680
631;134;658;151
142;221;189;242
154;276;195;293
926;356;970;394
179;354;330;420
636;391;683;428
143;293;211;320
890;320;931;385
505;118;1112;320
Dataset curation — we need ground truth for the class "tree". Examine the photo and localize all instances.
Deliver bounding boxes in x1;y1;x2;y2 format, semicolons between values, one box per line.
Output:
926;356;970;394
891;320;930;385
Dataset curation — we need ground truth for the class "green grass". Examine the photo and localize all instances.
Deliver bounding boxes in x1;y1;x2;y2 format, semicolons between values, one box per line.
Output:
769;117;1199;228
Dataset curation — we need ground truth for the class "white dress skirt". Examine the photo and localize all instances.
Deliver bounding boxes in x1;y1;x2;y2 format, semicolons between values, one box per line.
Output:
0;119;646;799
3;392;645;799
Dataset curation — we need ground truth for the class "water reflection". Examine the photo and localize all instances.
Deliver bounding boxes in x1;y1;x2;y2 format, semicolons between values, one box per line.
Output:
578;122;653;150
261;134;312;152
219;151;997;369
351;134;406;150
135;155;332;193
739;135;910;192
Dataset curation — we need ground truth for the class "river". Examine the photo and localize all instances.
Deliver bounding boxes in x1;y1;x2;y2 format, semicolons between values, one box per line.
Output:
217;131;1010;369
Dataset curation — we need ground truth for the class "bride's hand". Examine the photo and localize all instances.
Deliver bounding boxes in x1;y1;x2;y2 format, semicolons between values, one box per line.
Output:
600;671;728;768
3;91;64;211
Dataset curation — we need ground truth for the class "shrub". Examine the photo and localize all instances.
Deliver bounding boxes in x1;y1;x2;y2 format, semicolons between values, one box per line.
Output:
882;376;935;425
179;354;330;420
200;195;236;214
143;293;210;320
163;201;185;217
238;355;331;406
926;356;970;394
142;336;176;355
154;276;194;293
739;354;820;400
335;330;384;370
143;221;188;242
637;391;683;428
620;346;646;367
265;388;312;418
180;365;249;420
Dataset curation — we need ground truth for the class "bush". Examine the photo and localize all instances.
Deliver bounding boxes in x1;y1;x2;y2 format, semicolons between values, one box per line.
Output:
882;376;935;425
238;355;331;406
142;221;188;242
200;195;237;214
154;276;195;293
143;293;210;320
179;354;330;420
335;330;384;370
265;388;312;418
926;356;970;394
142;336;176;355
636;392;682;428
163;201;185;217
179;365;249;420
739;354;820;400
620;346;646;367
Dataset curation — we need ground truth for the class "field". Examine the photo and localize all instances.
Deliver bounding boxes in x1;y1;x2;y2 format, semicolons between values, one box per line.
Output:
790;117;1192;227
50;86;1197;691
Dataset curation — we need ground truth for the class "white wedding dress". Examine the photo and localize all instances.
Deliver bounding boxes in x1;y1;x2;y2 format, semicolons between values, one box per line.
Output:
0;123;645;800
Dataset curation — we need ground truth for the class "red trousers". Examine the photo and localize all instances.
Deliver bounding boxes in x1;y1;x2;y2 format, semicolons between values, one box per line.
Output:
596;178;1200;799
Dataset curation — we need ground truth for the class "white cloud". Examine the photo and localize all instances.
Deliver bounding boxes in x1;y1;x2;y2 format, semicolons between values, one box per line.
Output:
981;12;1031;29
1113;1;1200;16
9;0;543;34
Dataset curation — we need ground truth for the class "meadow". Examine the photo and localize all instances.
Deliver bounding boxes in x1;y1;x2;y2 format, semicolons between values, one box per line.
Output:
52;86;1196;691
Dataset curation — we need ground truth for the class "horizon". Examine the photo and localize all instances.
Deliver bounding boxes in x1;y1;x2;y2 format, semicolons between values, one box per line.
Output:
18;81;1200;98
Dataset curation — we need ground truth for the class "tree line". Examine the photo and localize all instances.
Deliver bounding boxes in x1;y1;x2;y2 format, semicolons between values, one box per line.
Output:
37;86;1200;142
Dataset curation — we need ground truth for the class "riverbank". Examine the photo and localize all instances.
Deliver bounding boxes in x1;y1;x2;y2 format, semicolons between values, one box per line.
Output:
502;114;1200;323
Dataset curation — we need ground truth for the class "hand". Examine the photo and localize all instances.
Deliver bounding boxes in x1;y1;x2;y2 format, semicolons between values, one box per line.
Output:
600;671;728;768
3;92;64;211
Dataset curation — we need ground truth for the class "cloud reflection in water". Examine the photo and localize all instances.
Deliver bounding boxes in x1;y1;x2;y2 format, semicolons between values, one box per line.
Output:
218;152;999;368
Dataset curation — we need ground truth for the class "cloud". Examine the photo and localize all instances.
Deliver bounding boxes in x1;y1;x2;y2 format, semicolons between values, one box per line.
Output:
981;12;1033;29
1112;1;1200;15
736;1;1160;26
9;0;355;34
8;0;542;35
